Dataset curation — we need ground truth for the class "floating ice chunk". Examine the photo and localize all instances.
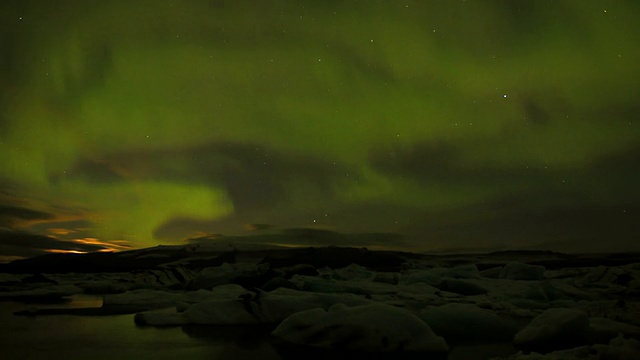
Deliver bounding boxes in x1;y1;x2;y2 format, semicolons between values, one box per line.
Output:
272;303;448;353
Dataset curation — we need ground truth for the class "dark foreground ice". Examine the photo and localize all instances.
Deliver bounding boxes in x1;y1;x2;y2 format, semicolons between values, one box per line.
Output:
2;245;640;359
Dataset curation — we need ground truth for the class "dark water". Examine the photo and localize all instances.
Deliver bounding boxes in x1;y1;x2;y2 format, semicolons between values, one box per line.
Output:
0;295;281;360
0;295;518;360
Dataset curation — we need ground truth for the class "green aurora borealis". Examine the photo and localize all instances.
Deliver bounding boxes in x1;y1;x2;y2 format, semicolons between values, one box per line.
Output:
1;0;639;260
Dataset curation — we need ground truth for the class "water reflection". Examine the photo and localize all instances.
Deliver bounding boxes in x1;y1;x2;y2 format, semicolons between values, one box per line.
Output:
180;324;282;360
1;295;517;359
181;323;276;349
0;295;280;360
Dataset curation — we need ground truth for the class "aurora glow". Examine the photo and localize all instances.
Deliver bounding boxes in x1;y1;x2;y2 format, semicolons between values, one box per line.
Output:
1;0;639;260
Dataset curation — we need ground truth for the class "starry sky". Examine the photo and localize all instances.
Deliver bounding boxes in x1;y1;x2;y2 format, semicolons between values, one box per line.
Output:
1;0;639;261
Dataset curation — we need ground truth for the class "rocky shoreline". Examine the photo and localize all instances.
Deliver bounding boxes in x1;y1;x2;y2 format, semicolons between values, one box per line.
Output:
2;245;640;359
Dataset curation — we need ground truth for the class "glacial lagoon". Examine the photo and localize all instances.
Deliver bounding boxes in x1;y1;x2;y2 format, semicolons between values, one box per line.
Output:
0;295;281;360
0;295;518;360
2;247;639;359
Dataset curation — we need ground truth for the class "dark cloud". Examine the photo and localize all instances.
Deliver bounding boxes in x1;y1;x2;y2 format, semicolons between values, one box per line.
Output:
398;186;640;253
0;205;54;228
328;41;398;83
107;141;351;212
0;229;110;254
369;140;545;191
371;135;640;202
187;228;409;249
520;97;553;126
0;245;44;260
245;223;273;231
109;141;367;240
52;158;126;184
152;217;222;241
367;138;640;252
370;141;458;180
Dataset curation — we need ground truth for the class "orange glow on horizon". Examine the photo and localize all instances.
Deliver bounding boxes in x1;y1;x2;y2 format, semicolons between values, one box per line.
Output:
45;249;87;254
71;237;132;251
12;212;88;230
0;255;26;263
48;227;77;236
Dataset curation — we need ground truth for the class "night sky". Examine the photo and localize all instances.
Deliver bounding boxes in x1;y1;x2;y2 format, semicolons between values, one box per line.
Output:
1;0;639;261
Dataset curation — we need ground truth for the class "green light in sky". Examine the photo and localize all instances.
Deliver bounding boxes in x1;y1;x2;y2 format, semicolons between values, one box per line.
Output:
57;180;233;247
0;0;638;253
